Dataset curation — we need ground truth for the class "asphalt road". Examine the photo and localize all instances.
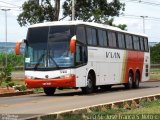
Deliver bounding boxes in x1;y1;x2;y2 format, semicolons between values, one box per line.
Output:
0;81;160;119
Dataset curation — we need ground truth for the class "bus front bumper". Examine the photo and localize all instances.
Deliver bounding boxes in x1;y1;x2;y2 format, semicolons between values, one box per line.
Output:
25;75;76;88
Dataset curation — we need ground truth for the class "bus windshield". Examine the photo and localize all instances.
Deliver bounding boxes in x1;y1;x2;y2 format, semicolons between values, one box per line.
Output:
25;26;74;70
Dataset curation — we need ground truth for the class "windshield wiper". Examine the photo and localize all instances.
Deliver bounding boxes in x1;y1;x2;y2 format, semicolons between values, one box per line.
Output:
48;55;59;68
34;54;59;70
34;54;45;70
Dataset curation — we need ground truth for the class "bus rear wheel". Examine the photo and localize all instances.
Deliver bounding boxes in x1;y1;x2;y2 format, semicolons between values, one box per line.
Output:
133;72;140;88
81;74;94;94
43;87;56;96
124;72;133;89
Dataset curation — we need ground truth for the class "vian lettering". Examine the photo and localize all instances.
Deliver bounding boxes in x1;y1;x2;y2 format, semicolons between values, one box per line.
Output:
106;52;120;59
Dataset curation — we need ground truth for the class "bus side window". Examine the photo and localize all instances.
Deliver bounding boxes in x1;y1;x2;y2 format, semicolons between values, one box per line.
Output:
140;37;144;51
144;38;149;52
86;27;97;46
125;34;133;50
102;31;108;47
83;46;87;63
133;36;140;50
108;31;117;48
98;29;107;47
76;45;82;66
76;26;86;44
117;33;125;49
91;28;97;46
86;27;92;45
76;44;87;66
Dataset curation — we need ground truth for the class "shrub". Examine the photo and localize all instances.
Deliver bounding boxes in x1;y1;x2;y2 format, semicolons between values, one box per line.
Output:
0;63;14;86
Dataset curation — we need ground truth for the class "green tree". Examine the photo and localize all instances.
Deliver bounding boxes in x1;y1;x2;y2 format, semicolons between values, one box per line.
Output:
104;18;127;30
17;0;126;30
63;0;125;21
63;0;126;30
150;43;160;64
17;0;60;26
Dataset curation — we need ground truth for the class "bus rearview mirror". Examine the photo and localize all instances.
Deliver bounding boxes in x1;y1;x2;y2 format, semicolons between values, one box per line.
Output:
15;39;25;55
70;36;76;53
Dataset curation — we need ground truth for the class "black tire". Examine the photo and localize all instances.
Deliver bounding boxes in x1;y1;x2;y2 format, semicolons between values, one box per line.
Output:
124;72;133;89
100;85;111;91
133;72;140;88
81;74;94;94
43;87;56;96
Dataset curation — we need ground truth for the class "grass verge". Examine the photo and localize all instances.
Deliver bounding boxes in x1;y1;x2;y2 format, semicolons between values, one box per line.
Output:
59;99;160;120
150;68;160;81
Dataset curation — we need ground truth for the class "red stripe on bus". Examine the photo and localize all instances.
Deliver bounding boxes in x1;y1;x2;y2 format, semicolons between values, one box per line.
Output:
25;75;76;88
125;51;144;83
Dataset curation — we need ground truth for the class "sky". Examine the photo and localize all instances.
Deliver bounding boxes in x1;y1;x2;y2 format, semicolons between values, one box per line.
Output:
0;0;160;43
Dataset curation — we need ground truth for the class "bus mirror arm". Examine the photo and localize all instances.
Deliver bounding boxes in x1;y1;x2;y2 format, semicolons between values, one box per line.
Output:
70;36;76;53
15;39;25;55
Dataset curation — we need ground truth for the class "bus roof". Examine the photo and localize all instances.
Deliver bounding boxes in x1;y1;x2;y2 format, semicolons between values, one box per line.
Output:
29;21;148;37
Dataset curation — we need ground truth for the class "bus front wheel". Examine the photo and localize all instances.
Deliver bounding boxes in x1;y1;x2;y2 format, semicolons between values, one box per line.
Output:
43;87;56;96
81;74;94;94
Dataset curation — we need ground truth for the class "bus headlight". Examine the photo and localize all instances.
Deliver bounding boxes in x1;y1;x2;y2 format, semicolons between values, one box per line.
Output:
60;74;74;79
25;75;35;79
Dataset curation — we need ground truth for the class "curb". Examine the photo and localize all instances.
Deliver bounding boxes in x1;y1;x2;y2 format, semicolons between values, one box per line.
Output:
0;90;34;97
22;94;160;120
147;80;160;82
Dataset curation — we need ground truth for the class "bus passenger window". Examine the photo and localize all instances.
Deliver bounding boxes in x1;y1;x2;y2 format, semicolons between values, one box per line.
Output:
102;31;107;47
76;26;86;44
91;29;97;46
83;47;87;63
86;28;92;45
76;44;87;66
144;38;149;52
86;27;97;46
98;30;107;47
108;31;117;48
76;45;82;66
133;36;140;50
140;37;144;51
117;33;125;49
125;34;133;49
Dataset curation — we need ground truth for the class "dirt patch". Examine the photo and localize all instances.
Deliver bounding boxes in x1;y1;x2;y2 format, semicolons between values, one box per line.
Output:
0;87;17;94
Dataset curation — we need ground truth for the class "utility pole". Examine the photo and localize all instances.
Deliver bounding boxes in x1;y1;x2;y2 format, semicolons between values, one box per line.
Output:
140;16;148;33
72;0;75;21
1;8;10;67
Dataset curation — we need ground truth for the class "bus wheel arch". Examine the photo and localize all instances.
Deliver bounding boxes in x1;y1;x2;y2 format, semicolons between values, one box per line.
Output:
133;70;140;88
81;69;96;94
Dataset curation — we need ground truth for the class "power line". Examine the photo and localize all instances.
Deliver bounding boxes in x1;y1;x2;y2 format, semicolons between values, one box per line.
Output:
124;0;160;5
0;5;20;9
119;14;160;22
122;0;160;6
0;1;21;8
148;36;160;40
0;7;22;12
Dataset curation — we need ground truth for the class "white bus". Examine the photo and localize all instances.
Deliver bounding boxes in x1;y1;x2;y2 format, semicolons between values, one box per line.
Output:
16;21;150;95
